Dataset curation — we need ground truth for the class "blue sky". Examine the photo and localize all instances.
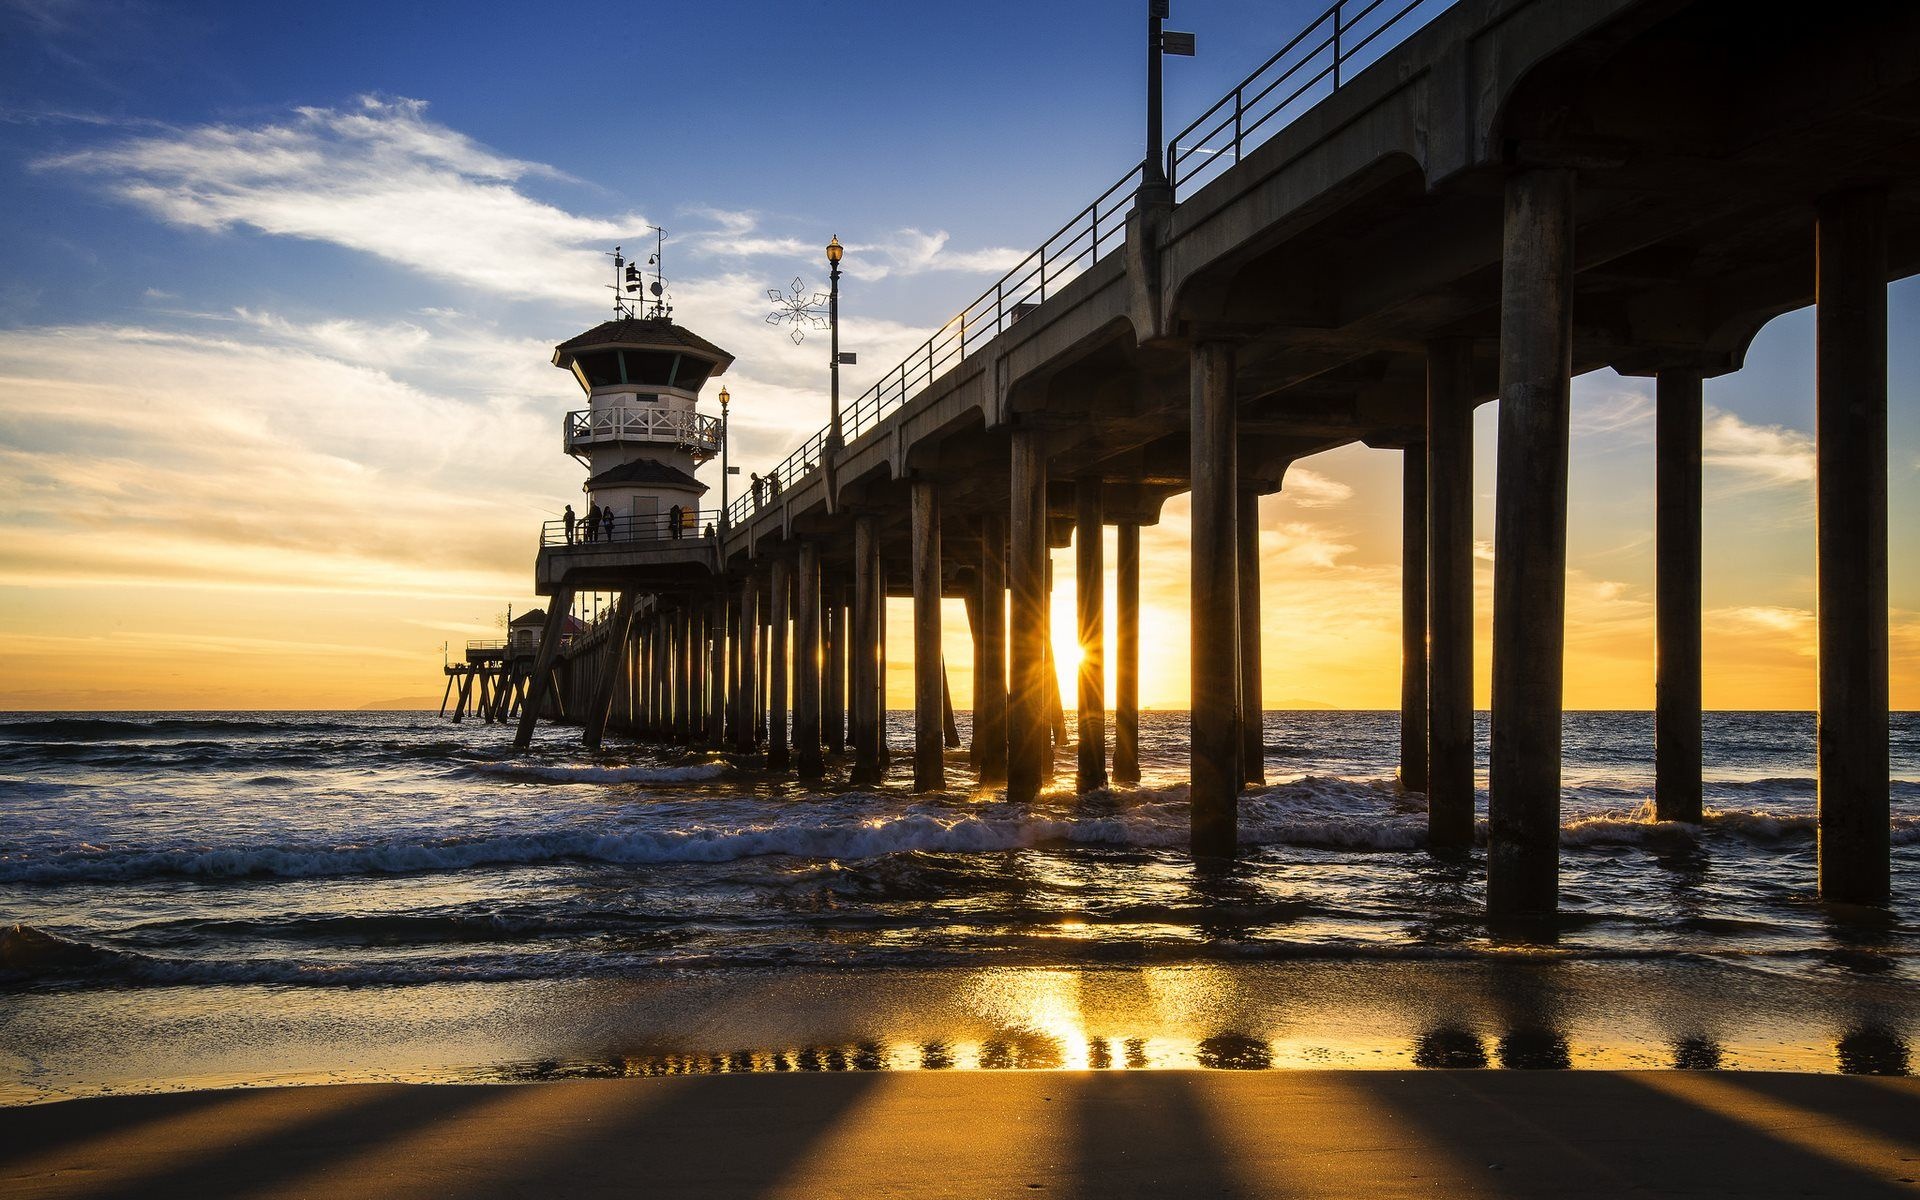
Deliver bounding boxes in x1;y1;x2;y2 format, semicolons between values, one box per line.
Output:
0;0;1912;708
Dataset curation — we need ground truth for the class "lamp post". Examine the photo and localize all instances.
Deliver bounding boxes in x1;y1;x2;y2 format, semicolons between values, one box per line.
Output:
718;385;732;531
827;235;844;453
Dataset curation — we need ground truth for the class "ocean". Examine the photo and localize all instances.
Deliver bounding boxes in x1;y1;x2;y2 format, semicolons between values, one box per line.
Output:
3;709;1916;1101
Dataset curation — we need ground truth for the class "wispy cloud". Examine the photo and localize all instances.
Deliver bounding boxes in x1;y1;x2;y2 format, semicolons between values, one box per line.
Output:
1703;406;1813;491
38;96;634;301
1279;466;1353;507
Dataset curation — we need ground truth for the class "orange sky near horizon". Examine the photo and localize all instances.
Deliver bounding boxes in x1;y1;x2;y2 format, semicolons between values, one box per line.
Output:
3;381;1914;713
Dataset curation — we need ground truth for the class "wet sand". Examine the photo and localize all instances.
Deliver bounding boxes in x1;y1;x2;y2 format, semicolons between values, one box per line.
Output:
3;1071;1918;1198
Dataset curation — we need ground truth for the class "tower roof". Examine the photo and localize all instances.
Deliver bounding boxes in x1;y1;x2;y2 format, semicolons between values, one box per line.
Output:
552;317;733;372
584;458;709;493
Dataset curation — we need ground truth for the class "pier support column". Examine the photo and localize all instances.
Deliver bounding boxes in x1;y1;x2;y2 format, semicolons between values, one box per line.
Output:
796;542;824;779
769;555;792;772
1816;187;1891;905
1427;340;1476;848
1008;429;1050;802
825;597;845;754
707;592;728;746
1489;166;1575;917
1076;480;1107;792
512;583;576;752
680;606;696;740
1401;444;1429;793
1238;489;1265;787
736;577;759;754
585;590;639;750
726;595;741;743
978;514;1009;785
1191;341;1242;858
851;516;884;786
912;482;945;791
1656;366;1704;823
1114;522;1141;783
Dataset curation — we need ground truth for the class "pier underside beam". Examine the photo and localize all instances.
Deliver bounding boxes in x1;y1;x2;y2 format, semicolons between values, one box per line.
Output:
912;482;945;792
1009;429;1049;803
1190;340;1242;858
1489;166;1575;918
1077;481;1106;793
1114;522;1141;784
512;583;576;752
1656;366;1704;823
1816;186;1891;905
1427;340;1476;849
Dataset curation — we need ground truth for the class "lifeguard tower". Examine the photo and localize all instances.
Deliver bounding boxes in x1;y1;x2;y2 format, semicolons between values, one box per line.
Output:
551;242;731;543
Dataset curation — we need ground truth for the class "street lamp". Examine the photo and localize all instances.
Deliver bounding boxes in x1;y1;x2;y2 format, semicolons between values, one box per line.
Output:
717;384;733;531
826;235;844;453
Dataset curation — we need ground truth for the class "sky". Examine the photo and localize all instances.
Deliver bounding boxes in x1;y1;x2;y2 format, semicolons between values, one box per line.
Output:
0;0;1914;711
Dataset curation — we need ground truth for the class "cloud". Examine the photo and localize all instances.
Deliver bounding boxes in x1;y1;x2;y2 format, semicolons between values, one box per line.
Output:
1703;406;1814;491
39;96;636;301
1278;466;1353;507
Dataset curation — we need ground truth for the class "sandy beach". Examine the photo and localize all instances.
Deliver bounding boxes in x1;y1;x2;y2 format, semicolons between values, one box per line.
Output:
3;1071;1918;1198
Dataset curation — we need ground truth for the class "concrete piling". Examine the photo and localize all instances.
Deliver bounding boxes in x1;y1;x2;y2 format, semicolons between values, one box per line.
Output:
1488;166;1575;918
912;481;945;791
1815;186;1891;905
1114;521;1141;784
796;542;824;779
1009;429;1050;803
1656;366;1704;823
1426;340;1476;849
1076;480;1107;792
1190;341;1242;859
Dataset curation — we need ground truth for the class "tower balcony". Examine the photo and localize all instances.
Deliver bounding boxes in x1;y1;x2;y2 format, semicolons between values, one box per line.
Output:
564;406;722;458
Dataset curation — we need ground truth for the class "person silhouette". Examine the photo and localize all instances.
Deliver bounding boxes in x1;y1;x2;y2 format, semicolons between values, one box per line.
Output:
585;504;600;542
562;504;576;544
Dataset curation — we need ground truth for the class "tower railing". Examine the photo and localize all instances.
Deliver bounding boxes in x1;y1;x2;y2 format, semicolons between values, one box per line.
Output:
565;406;723;455
542;509;725;548
723;0;1454;531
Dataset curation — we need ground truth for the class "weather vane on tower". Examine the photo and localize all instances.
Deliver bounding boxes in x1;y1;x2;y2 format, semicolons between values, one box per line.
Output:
608;227;671;320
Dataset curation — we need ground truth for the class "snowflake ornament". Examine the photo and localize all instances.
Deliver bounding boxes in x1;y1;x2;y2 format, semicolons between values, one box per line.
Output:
766;276;830;344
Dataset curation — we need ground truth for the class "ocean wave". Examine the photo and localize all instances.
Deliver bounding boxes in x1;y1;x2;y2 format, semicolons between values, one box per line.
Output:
5;775;1914;885
0;716;361;742
470;761;729;784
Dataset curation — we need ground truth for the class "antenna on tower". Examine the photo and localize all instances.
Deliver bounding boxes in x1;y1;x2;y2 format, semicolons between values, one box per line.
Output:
645;226;672;320
604;227;671;320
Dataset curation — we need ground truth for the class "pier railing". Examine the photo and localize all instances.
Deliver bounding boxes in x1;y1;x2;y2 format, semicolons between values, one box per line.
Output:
1168;0;1450;191
542;509;725;548
565;406;722;456
724;0;1453;531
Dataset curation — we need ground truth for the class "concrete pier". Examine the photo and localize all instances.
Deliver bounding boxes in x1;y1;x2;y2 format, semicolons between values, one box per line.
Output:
1426;341;1476;849
1815;187;1891;905
795;542;824;780
510;0;1920;915
585;591;637;750
1400;446;1428;794
1113;522;1141;784
1488;166;1575;917
1191;341;1241;858
1008;429;1049;803
1076;481;1106;792
912;482;945;791
1655;367;1703;822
